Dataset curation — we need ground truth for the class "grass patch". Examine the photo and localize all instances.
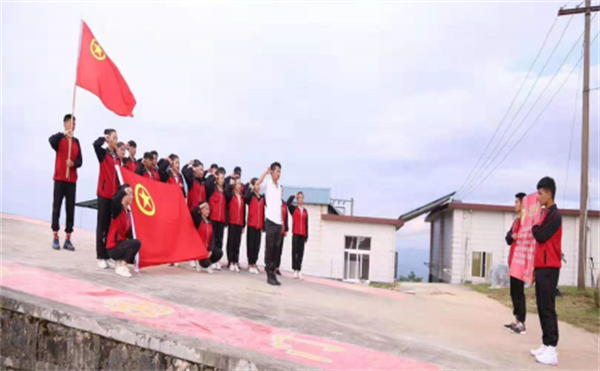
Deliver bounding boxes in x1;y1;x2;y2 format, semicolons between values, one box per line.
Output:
465;284;600;334
370;282;400;291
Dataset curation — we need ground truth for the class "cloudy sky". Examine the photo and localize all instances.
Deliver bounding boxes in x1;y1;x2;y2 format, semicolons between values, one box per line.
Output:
2;1;599;275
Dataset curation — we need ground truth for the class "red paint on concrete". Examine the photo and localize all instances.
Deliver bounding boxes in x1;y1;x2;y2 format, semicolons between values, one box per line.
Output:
1;261;437;370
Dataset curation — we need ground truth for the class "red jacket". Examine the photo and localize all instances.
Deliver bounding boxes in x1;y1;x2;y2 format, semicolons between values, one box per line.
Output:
197;218;213;250
107;208;132;249
49;133;82;183
532;205;562;269
245;189;265;230
136;166;159;181
505;218;521;268
206;176;226;223
286;196;309;239
182;164;207;212
227;194;246;227
124;158;138;173
94;137;121;199
282;203;289;236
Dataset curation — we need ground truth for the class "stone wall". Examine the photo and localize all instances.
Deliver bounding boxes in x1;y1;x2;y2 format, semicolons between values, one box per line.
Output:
1;309;217;371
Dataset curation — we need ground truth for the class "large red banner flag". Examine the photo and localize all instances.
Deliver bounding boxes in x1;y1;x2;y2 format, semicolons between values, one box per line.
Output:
121;169;208;268
509;193;542;284
76;22;136;116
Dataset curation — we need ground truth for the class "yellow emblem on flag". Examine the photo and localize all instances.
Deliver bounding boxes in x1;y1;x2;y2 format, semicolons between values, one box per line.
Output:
135;184;156;216
90;38;106;61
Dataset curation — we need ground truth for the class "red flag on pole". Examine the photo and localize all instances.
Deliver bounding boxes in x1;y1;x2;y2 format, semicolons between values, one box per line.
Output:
121;170;209;268
76;22;136;117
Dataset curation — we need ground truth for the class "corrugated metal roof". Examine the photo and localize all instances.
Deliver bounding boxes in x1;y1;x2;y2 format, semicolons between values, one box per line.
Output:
283;186;331;205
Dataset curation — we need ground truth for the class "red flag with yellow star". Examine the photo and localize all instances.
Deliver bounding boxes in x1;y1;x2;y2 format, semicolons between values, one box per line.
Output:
121;169;209;268
76;22;136;117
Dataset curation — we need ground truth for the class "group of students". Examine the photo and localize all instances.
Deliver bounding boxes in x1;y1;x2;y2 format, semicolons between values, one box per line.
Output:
504;176;563;366
49;114;309;285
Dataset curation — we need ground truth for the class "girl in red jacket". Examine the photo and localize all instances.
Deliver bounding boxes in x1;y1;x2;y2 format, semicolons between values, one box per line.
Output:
244;178;264;275
205;168;226;270
106;185;141;278
287;192;309;280
158;154;186;198
225;177;246;272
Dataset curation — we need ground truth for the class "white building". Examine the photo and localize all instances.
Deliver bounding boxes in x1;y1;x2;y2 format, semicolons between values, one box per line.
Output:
425;202;600;287
228;186;404;283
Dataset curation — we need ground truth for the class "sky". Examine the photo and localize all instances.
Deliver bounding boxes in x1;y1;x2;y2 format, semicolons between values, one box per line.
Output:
2;1;600;278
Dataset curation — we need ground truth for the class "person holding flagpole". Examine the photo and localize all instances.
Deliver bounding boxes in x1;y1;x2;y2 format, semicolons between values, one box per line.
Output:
107;184;141;278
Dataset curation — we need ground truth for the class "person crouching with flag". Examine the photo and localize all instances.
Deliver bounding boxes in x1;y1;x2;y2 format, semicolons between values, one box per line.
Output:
192;202;224;274
106;184;141;278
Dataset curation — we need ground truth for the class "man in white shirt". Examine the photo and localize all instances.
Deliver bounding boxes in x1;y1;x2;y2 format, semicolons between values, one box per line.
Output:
257;162;283;286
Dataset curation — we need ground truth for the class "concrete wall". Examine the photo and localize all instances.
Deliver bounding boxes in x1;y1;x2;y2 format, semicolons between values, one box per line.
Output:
431;208;600;287
321;220;396;283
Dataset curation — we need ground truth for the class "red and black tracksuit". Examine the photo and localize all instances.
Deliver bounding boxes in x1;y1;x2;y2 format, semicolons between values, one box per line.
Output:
49;133;83;235
94;137;121;260
106;205;141;264
135;163;159;181
244;186;265;265
225;184;246;265
287;196;309;271
191;209;223;268
275;202;289;270
182;164;207;212
532;204;562;347
123;157;139;173
505;218;525;323
206;176;227;254
157;159;186;198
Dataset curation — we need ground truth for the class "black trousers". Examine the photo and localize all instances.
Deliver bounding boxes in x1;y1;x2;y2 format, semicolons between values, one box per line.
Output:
199;249;224;268
292;235;306;271
211;221;225;253
226;225;243;264
510;276;526;323
107;239;141;264
275;235;286;268
264;219;282;274
51;181;76;234
535;268;560;347
96;196;112;260
247;227;262;265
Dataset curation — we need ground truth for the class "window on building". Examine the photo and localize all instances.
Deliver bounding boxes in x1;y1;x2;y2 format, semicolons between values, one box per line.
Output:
472;252;493;278
344;236;371;281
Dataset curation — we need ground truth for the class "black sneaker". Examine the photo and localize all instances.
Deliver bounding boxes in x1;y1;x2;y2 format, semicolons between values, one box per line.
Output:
52;238;60;250
513;323;527;335
275;268;282;276
267;272;278;286
63;239;75;251
504;322;516;333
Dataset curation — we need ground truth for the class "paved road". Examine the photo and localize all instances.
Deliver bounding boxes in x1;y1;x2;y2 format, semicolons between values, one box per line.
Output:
1;214;598;370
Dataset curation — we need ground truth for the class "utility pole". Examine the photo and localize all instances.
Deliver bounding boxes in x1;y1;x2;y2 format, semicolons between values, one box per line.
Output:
558;1;599;290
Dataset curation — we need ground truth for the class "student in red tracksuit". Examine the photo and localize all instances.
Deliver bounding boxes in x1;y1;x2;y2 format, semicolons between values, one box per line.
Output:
287;192;309;280
94;129;121;270
123;140;139;173
530;177;562;366
205;168;226;270
49;114;82;251
274;199;289;276
182;160;206;213
192;202;224;274
136;152;159;180
116;142;126;164
158;154;186;198
106;184;141;278
504;192;527;335
225;177;246;272
244;178;265;275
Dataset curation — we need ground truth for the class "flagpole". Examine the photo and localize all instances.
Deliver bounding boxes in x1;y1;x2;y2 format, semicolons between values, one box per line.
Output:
66;19;83;179
115;165;140;274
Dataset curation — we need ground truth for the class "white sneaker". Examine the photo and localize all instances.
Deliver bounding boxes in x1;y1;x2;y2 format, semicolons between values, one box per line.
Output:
535;346;558;366
205;266;214;274
189;261;197;268
531;345;546;357
234;264;241;273
298;272;304;280
107;260;116;269
98;260;109;269
195;262;201;272
294;271;299;279
229;264;236;272
215;262;222;270
115;265;132;278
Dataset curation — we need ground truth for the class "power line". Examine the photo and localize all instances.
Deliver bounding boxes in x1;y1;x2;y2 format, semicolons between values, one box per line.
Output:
463;33;597;200
461;25;597;199
454;16;562;200
456;15;576;200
